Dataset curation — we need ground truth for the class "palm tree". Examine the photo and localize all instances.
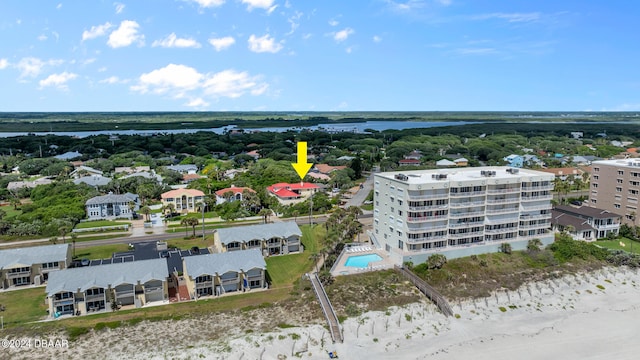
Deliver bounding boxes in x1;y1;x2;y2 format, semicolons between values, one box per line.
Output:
346;206;363;220
291;210;300;222
309;252;321;273
181;217;199;237
70;233;78;258
140;206;152;222
258;208;271;224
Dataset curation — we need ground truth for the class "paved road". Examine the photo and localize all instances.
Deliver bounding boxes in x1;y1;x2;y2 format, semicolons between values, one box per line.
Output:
344;171;375;208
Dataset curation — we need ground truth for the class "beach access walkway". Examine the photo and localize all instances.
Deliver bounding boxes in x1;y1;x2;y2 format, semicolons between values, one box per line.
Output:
308;272;343;343
394;265;454;317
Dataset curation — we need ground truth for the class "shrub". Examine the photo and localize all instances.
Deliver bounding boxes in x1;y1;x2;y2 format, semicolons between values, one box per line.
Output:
427;254;447;270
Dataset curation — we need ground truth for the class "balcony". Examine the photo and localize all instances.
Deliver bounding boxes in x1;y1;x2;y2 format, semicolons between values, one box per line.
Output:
449;221;484;228
484;228;517;234
408;204;448;211
520;194;553;202
520;213;552;220
407;234;448;243
449;210;485;218
406;225;448;233
196;281;213;288
449;201;485;208
407;192;449;200
593;223;621;230
485;207;518;214
449;231;484;239
485;197;520;205
486;188;520;194
519;222;550;230
144;286;164;293
406;215;448;223
7;270;31;279
522;184;554;191
85;293;105;301
221;278;239;285
520;204;552;211
450;191;485;198
115;289;134;298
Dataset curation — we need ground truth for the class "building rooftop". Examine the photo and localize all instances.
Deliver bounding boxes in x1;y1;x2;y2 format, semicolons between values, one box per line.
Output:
215;186;256;197
183;248;266;277
550;210;593;232
161;188;205;199
592;159;640;169
86;193;138;205
554;205;622;219
46;258;168;296
375;166;553;184
217;221;302;245
0;244;70;269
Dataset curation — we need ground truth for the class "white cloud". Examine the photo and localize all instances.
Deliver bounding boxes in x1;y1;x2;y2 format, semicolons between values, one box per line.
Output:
16;57;49;78
373;35;382;43
188;0;225;8
285;11;303;35
333;28;354;42
472;12;541;23
108;20;144;48
208;36;235;51
56;3;62;9
39;72;77;90
328;19;339;26
203;69;267;98
385;0;426;13
131;64;268;102
98;66;108;72
114;2;125;14
152;33;201;48
38;34;48;41
453;47;497;55
436;0;452;6
248;34;283;53
242;0;277;13
185;97;210;108
99;76;127;84
132;64;203;95
82;22;113;41
0;59;8;69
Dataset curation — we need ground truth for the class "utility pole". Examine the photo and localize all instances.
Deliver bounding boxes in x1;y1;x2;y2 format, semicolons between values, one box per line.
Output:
201;200;206;241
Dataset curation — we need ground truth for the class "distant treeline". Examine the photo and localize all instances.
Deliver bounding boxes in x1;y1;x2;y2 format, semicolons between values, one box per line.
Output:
0;111;637;132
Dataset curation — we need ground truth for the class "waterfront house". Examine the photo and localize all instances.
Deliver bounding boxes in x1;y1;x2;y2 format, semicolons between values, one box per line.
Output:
85;192;140;220
0;244;72;289
161;188;205;214
551;205;622;240
267;182;320;205
215;186;256;205
214;221;303;255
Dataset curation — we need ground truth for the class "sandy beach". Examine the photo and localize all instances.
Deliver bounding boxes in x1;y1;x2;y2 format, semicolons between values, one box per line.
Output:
6;266;640;360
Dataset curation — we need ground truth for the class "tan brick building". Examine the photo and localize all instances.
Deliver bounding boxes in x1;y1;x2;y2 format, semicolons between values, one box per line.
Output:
590;159;640;226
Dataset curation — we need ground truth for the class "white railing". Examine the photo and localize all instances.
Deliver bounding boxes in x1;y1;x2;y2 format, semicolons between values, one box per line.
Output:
486;197;520;204
485;208;518;214
520;194;553;201
450;191;486;197
486;188;520;194
407;193;449;200
449;201;485;208
408;205;448;211
407;215;448;223
449;210;485;218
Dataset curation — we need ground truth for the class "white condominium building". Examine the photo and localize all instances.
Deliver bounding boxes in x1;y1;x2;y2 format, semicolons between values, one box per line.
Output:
372;167;555;264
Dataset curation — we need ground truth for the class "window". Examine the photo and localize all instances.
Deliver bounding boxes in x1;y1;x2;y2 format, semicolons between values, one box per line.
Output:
615;204;621;208
86;288;104;296
398;200;403;206
593;175;599;180
618;179;624;184
398;210;403;216
618;170;625;176
592;183;598;188
594;167;599;172
617;187;622;192
398;240;404;250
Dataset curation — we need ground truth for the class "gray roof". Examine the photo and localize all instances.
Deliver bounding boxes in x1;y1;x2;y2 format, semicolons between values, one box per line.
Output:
184;249;265;277
73;175;111;187
217;221;302;246
86;193;139;205
554;205;622;219
166;164;198;173
45;258;168;296
121;171;163;182
54;151;83;160
550;210;593;231
0;244;70;269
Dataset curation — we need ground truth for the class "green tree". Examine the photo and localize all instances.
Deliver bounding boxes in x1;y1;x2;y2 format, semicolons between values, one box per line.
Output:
499;243;512;255
181;216;200;237
139;206;152;222
426;254;447;269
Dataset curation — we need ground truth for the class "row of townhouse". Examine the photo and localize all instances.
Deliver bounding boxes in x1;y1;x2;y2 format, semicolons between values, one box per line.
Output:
214;221;303;256
0;244;71;289
45;249;267;318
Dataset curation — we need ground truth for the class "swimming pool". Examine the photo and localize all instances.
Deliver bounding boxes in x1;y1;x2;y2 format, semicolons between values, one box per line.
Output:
344;254;383;268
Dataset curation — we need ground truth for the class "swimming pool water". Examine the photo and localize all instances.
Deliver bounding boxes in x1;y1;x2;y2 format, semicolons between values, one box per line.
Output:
344;254;383;268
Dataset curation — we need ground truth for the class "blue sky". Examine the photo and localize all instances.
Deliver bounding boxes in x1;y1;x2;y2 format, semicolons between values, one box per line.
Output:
0;0;638;112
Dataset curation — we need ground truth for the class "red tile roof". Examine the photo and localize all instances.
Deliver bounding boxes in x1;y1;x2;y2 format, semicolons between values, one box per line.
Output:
267;182;319;198
161;188;205;199
314;164;347;174
215;186;256;197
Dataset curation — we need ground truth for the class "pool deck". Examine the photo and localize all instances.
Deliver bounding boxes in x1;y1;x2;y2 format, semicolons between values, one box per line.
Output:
331;243;397;277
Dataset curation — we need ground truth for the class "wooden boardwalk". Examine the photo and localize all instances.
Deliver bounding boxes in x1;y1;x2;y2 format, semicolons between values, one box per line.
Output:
308;273;343;343
395;265;454;317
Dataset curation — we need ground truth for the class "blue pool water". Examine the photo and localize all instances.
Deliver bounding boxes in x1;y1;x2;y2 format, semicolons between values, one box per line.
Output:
344;254;383;268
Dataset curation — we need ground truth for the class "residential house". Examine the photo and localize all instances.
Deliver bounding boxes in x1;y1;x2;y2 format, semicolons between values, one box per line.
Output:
436;159;456;167
537;167;586;182
85;193;139;220
121;171;163;184
45;258;168;318
215;186;256;205
161;188;205;213
245;150;261;160
182;249;266;298
214;221;303;255
166;164;198;174
73;175;111;188
114;166;151;174
503;154;524;168
54;151;83;160
70;165;103;179
551;205;622;240
398;159;421;166
313;164;347;175
182;173;202;184
267;182;320;205
404;150;423;161
0;244;72;289
454;158;469;167
7;177;53;191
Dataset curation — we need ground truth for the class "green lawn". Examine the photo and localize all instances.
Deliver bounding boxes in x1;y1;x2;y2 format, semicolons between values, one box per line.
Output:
74;243;130;260
0;204;21;218
0;287;49;327
75;220;131;229
596;237;640;254
265;225;323;287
